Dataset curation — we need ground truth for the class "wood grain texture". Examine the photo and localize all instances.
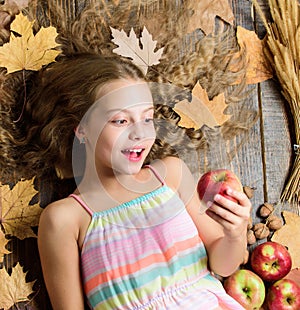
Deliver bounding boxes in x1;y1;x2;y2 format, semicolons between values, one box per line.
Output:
229;0;266;219
252;0;298;214
3;1;298;309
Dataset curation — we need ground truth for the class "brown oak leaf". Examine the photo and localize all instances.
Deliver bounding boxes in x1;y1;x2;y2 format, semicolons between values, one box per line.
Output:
0;12;61;73
186;0;234;35
0;263;35;310
111;26;164;75
0;178;42;240
174;83;230;130
0;229;10;264
271;211;300;269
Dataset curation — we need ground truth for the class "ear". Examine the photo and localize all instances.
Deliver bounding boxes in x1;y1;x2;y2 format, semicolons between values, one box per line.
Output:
74;125;86;142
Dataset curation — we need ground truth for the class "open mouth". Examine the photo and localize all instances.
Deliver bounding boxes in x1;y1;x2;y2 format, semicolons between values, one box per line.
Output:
121;148;145;161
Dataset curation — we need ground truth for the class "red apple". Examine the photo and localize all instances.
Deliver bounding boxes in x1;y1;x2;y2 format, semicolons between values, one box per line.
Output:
250;241;292;282
197;169;243;209
266;278;300;310
223;269;265;310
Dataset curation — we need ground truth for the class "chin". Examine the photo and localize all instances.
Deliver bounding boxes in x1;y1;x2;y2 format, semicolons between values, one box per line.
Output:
113;163;143;176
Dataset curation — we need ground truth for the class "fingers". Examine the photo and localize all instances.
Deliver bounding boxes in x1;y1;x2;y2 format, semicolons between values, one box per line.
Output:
205;188;251;226
212;188;252;213
226;188;252;208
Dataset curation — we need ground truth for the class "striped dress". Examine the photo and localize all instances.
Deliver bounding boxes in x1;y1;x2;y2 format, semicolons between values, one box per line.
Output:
70;166;244;310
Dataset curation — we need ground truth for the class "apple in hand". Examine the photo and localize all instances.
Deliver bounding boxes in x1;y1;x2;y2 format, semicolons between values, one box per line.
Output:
250;241;292;282
223;269;265;310
197;169;243;210
266;278;300;310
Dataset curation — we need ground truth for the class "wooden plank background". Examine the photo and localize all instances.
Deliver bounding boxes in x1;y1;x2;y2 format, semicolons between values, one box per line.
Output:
231;0;298;216
1;0;299;309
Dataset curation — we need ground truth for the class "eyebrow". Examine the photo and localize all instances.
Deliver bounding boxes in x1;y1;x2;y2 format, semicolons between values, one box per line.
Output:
106;106;154;114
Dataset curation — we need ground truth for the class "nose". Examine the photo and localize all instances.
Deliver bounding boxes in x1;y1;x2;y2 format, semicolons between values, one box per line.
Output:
128;122;145;141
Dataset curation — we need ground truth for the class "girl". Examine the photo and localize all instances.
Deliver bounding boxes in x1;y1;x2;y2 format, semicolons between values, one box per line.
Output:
34;54;251;309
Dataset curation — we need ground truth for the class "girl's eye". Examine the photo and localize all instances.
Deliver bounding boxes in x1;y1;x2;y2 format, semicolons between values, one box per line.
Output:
144;118;154;124
111;119;127;125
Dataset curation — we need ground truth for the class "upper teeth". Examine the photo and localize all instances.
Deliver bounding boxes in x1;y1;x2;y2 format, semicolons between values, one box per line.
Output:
125;149;143;153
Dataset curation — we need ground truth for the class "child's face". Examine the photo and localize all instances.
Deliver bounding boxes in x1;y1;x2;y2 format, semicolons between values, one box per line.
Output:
83;79;156;175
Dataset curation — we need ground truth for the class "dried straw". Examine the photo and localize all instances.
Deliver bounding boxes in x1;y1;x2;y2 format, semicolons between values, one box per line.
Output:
252;0;300;203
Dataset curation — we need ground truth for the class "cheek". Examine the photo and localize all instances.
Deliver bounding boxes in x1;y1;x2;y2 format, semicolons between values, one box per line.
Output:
144;123;156;141
95;129;123;153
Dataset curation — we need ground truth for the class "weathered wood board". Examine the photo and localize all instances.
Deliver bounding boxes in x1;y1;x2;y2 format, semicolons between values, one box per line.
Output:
1;1;299;309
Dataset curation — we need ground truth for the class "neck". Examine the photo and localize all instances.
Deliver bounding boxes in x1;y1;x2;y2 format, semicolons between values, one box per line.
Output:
77;160;153;197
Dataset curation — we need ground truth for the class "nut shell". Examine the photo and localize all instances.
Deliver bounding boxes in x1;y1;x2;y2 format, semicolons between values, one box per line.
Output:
247;216;253;230
243;186;255;199
242;249;249;265
259;203;274;217
247;229;256;245
253;223;270;239
267;215;283;230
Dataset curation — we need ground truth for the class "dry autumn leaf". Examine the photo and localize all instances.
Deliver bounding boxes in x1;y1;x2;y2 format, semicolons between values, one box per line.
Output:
233;26;273;84
0;178;42;240
193;83;231;126
174;83;230;130
1;0;29;11
111;26;164;75
0;263;35;310
186;0;234;35
0;12;61;73
285;268;300;286
0;230;10;264
271;211;300;269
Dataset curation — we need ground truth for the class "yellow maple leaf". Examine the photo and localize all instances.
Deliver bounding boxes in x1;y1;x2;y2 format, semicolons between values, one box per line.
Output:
0;263;35;310
0;230;10;264
271;211;300;269
0;12;61;73
173;83;230;130
0;178;43;239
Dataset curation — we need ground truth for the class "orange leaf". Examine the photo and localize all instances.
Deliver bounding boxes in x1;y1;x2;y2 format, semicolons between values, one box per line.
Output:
193;83;231;126
233;26;273;84
271;211;300;269
0;263;35;310
285;268;300;286
186;0;234;35
174;83;231;130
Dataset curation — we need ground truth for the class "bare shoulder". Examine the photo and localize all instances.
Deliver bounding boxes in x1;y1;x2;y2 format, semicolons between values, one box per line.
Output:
151;156;194;192
39;197;80;235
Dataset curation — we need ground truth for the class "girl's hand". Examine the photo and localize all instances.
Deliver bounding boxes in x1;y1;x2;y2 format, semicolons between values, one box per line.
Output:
205;188;251;240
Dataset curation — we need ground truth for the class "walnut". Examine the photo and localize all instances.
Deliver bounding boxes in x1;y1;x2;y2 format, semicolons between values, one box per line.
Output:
253;223;270;239
247;216;253;230
247;229;256;245
243;186;255;199
242;249;250;265
267;215;283;230
259;203;274;217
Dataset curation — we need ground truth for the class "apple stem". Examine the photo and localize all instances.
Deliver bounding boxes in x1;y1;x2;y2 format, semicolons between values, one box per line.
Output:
213;171;227;182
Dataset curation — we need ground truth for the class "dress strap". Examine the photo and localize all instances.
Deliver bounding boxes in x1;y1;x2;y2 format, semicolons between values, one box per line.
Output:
69;194;94;216
144;164;166;186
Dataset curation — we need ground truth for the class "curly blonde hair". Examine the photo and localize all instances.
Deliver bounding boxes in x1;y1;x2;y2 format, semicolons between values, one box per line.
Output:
0;1;257;184
5;53;202;181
